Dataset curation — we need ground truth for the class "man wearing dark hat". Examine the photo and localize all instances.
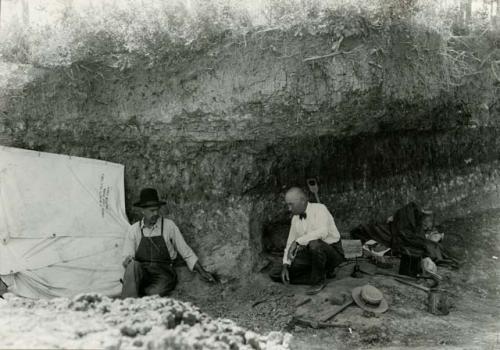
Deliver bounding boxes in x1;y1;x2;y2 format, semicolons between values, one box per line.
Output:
121;188;215;298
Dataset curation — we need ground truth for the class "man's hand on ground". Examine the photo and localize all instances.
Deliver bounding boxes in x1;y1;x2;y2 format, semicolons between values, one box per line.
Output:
281;264;290;284
194;262;216;283
122;255;134;268
199;269;216;283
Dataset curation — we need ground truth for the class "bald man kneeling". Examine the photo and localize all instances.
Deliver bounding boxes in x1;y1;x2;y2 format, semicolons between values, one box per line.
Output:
269;187;345;295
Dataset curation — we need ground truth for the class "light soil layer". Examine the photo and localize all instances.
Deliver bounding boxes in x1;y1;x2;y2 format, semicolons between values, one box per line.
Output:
173;208;500;349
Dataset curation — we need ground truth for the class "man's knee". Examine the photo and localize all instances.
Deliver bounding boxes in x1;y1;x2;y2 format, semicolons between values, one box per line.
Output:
121;261;143;299
123;260;142;281
144;279;177;297
308;239;326;252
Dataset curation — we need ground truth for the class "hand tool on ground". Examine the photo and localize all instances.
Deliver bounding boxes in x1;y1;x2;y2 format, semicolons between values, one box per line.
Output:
295;297;312;307
306;178;321;203
287;316;351;330
394;278;431;292
360;264;438;283
359;266;418;280
251;295;281;308
251;293;294;308
319;299;355;322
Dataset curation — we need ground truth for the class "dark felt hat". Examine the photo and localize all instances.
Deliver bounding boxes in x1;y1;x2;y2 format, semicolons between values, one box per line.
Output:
133;188;166;208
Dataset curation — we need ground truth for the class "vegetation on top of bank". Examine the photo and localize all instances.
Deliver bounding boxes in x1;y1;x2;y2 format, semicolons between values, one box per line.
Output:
0;0;498;69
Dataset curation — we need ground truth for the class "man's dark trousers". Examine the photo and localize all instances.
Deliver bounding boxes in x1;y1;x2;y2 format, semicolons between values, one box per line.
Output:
269;239;344;285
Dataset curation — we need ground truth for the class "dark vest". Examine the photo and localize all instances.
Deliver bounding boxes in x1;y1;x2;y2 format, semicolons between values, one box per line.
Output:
135;219;171;264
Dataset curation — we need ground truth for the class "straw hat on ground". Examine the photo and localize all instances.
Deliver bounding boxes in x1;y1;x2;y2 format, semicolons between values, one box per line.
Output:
352;284;388;313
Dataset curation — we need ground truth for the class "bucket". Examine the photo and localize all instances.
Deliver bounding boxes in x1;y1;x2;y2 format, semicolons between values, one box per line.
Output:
428;289;450;315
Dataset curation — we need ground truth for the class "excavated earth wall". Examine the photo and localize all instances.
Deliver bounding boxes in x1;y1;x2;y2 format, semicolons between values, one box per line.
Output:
1;16;499;278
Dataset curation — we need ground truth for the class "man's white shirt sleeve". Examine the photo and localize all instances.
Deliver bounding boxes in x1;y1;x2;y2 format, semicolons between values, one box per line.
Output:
169;221;198;271
282;220;298;265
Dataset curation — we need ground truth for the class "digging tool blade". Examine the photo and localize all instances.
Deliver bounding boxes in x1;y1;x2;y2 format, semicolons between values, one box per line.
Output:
306;178;321;203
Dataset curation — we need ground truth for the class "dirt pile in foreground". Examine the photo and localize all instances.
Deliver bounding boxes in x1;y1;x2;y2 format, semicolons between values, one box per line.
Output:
0;293;291;350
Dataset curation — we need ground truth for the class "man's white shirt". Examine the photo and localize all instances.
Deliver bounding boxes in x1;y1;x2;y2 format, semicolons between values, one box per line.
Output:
283;202;340;265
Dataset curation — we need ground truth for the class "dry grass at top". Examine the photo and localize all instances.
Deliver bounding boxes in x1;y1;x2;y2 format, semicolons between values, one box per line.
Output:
0;0;497;69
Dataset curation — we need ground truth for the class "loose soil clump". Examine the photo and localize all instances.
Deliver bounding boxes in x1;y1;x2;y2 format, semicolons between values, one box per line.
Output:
0;293;291;350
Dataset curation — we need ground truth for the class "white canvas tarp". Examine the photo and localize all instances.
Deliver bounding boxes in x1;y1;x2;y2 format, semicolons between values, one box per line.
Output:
0;146;130;298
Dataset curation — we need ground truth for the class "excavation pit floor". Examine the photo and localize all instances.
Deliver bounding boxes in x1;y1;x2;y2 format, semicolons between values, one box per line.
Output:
0;210;499;350
174;209;500;350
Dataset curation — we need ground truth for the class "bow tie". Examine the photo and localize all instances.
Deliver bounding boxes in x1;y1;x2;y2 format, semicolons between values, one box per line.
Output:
298;213;307;220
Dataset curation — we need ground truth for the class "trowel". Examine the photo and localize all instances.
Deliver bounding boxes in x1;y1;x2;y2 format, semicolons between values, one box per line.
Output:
306;178;321;203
